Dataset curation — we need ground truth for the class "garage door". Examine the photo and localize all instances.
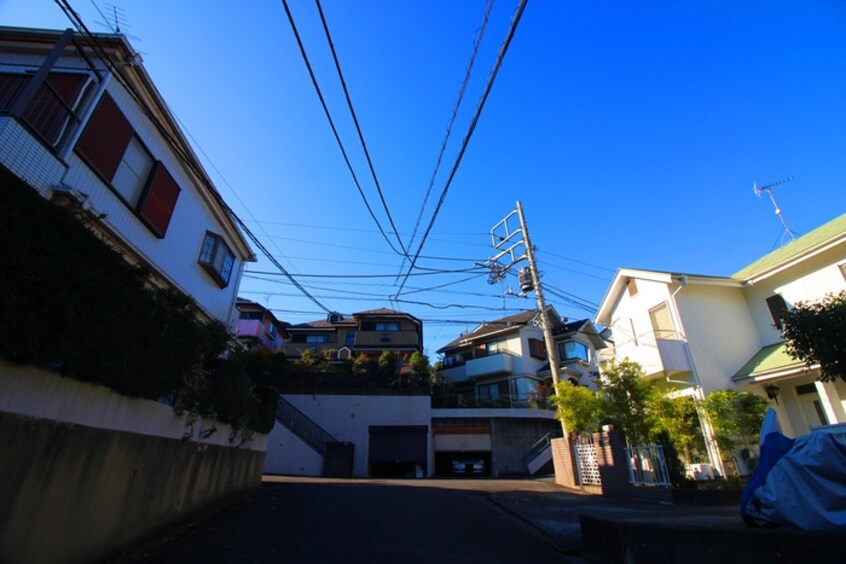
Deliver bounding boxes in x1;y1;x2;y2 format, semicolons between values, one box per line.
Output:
368;425;428;463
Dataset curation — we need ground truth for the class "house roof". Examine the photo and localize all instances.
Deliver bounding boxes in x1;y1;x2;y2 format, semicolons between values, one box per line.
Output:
731;212;846;283
437;309;542;353
731;341;812;384
352;308;422;325
595;268;740;325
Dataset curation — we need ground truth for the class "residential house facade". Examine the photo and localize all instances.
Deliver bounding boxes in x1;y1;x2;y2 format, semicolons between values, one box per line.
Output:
437;308;605;407
596;212;846;474
434;308;606;477
236;298;288;351
0;26;254;327
283;308;423;361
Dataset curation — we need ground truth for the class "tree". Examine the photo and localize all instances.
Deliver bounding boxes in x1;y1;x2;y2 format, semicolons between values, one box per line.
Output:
550;381;603;435
597;359;663;446
782;291;846;382
377;350;398;378
701;389;768;471
653;395;708;465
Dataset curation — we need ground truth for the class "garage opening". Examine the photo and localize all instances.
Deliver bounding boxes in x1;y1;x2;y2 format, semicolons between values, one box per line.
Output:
368;425;428;478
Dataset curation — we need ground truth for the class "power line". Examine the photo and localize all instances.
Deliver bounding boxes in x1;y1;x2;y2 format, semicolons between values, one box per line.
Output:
244;266;487;279
396;0;530;295
399;0;495;279
279;0;406;258
314;0;408;258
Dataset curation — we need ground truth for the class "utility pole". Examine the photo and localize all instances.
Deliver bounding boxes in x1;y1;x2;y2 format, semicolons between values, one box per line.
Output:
488;201;565;436
515;201;562;389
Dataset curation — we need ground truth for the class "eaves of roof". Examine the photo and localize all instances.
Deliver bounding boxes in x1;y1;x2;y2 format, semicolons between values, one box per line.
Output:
731;213;846;284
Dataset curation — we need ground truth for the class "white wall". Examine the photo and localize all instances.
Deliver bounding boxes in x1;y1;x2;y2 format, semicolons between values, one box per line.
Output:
605;278;673;376
675;284;759;392
0;55;247;326
264;421;324;476
273;394;432;478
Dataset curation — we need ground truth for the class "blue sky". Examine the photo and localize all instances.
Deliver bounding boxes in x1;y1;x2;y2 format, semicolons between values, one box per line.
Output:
3;0;845;356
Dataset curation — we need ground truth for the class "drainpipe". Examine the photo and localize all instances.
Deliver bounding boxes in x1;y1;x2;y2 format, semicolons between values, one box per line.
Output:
668;274;726;478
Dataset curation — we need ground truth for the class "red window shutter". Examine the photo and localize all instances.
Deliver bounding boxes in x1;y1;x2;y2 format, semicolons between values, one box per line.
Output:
76;92;133;181
21;72;88;146
138;162;180;237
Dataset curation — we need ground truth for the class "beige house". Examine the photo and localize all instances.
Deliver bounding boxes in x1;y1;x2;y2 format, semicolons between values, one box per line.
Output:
596;213;846;473
283;308;422;361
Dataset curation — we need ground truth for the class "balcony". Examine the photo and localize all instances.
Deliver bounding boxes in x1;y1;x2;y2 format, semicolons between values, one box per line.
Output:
466;351;513;379
354;330;420;348
615;333;692;379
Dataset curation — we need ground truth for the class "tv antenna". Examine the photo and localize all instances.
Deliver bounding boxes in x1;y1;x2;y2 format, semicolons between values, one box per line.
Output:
753;176;798;247
90;1;141;42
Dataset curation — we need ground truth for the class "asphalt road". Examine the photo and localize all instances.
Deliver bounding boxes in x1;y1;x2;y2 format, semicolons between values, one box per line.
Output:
119;477;566;563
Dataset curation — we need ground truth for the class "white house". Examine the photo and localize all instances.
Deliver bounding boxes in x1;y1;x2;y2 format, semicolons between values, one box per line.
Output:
0;26;254;327
596;212;846;473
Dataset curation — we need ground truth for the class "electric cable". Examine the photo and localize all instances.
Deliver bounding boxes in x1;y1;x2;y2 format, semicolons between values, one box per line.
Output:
279;0;407;257
313;0;408;257
396;0;529;295
398;0;494;279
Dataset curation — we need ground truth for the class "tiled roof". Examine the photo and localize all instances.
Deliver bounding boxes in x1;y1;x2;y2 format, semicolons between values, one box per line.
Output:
732;213;846;281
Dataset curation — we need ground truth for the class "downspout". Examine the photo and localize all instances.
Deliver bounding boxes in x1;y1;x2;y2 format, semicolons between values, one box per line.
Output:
668;274;726;478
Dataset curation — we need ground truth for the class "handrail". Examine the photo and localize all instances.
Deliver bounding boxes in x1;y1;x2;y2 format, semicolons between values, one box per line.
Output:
276;397;338;456
522;430;562;463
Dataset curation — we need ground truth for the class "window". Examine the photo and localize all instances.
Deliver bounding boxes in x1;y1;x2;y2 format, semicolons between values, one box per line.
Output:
380;333;392;343
375;322;400;331
528;338;546;360
766;294;789;330
486;340;505;354
306;335;329;344
198;232;235;287
478;382;500;402
76;93;180;237
345;331;356;347
267;322;277;337
1;71;93;148
239;311;263;320
649;303;677;339
559;340;589;363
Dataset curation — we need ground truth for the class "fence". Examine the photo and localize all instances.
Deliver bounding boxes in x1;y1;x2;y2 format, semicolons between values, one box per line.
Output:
574;434;602;485
625;445;671;486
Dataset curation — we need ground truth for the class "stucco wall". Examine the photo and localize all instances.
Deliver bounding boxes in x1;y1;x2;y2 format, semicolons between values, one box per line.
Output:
272;394;432;477
675;284;759;392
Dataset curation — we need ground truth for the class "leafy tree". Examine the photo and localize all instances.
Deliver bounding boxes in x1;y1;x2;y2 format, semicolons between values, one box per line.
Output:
597;359;663;445
352;352;372;377
654;395;708;465
297;348;324;373
377;350;398;377
702;389;768;469
782;291;846;382
550;381;603;434
409;351;432;380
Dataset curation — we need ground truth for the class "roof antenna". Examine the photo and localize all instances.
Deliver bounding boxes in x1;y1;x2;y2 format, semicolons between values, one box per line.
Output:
753;176;798;247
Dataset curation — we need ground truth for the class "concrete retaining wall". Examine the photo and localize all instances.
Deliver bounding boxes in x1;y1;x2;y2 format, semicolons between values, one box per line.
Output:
0;362;267;563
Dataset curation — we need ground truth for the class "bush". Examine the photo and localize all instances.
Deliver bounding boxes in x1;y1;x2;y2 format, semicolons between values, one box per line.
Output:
0;165;275;435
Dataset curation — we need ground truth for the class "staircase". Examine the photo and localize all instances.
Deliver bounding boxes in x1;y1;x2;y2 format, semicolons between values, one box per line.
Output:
275;397;354;476
523;430;562;475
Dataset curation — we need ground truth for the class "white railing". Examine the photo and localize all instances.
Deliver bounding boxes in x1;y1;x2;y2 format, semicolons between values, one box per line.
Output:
625;445;671;486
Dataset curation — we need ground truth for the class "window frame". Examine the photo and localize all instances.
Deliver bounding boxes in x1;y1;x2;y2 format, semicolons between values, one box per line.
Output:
197;231;235;288
766;294;789;330
649;302;678;340
558;340;590;363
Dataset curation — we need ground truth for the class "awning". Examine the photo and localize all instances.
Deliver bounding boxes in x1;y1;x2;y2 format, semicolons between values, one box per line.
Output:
732;341;814;384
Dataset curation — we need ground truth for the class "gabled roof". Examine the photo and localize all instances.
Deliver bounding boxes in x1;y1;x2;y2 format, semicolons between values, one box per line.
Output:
352;308;422;325
596;268;741;325
732;213;846;283
437;309;541;353
554;319;607;350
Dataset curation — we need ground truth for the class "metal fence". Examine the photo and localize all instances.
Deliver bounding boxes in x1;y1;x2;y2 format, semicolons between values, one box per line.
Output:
625;445;671;486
